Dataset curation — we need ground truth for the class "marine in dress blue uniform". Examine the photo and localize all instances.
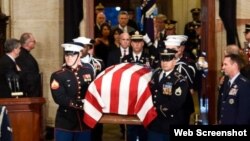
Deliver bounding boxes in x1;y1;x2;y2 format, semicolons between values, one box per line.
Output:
73;36;105;141
50;42;94;141
148;48;189;141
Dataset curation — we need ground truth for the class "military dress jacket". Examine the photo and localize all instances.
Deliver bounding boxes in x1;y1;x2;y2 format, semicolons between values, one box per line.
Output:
81;54;105;77
121;51;159;69
148;69;189;134
50;65;94;131
175;58;195;116
218;74;250;124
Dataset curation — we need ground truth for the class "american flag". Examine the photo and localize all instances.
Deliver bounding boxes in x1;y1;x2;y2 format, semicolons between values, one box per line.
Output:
83;63;157;128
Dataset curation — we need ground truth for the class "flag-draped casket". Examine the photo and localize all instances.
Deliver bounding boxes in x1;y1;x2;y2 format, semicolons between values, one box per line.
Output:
83;63;157;128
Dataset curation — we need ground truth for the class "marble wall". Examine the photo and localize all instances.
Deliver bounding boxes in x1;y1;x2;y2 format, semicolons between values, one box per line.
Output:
2;0;64;126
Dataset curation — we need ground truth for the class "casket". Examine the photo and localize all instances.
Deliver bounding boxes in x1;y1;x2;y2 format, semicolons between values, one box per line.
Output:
83;63;157;128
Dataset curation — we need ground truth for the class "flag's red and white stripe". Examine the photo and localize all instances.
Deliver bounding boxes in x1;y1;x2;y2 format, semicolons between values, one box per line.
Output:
83;63;157;128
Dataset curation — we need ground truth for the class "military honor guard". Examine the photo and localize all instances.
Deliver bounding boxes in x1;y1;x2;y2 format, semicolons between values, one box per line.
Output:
243;24;250;62
164;35;196;124
122;31;159;69
184;8;201;38
148;48;189;141
73;36;104;77
50;42;94;141
73;37;104;141
218;54;250;124
165;19;177;36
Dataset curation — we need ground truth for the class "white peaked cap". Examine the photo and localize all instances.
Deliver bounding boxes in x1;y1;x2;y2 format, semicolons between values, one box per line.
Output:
61;42;83;52
73;37;93;45
164;35;188;46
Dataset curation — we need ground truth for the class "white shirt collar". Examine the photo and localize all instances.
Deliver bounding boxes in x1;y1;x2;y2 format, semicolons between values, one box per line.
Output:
119;25;127;32
133;52;142;60
6;54;15;62
120;47;129;56
230;72;240;86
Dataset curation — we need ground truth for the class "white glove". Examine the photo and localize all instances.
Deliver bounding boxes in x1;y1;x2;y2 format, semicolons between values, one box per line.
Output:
143;33;151;44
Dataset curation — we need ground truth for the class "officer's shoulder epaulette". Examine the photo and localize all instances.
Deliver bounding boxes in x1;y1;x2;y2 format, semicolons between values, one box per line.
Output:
240;76;248;82
54;68;66;74
152;67;161;76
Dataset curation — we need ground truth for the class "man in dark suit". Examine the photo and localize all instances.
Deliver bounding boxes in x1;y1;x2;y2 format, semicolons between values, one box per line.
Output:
218;54;250;124
107;32;131;67
0;38;22;98
153;14;168;52
94;12;106;38
112;11;135;34
16;33;41;97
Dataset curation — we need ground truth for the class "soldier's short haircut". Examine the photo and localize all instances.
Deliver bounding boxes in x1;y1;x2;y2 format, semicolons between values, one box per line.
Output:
225;54;244;69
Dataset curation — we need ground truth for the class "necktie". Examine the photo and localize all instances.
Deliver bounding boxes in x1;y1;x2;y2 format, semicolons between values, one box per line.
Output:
135;56;139;63
228;81;231;88
123;49;127;57
160;72;166;82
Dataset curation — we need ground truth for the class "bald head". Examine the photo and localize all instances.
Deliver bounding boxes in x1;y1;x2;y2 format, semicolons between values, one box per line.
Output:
119;32;131;49
96;12;106;25
224;45;240;55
